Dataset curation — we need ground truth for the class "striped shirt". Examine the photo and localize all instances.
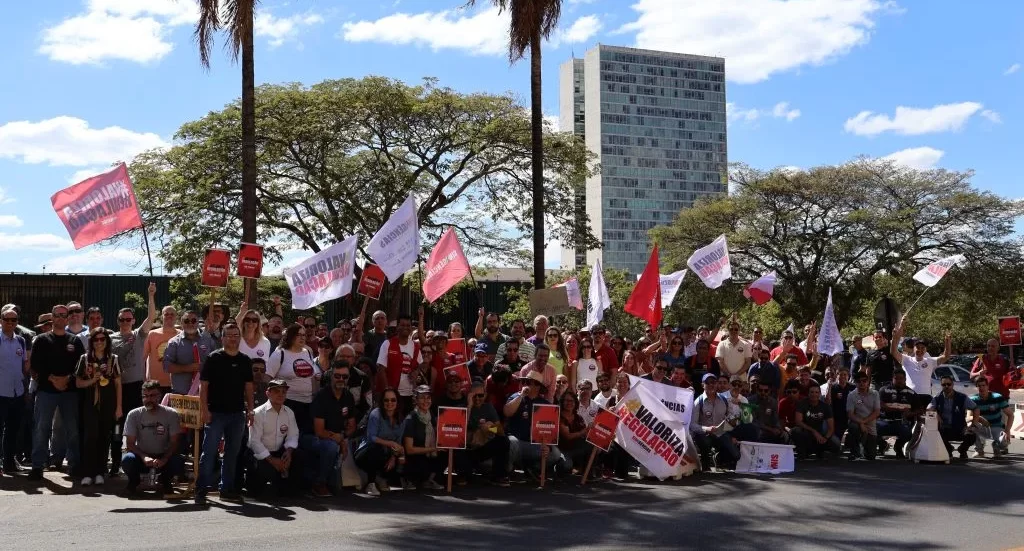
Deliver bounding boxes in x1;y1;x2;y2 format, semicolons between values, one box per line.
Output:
970;392;1009;428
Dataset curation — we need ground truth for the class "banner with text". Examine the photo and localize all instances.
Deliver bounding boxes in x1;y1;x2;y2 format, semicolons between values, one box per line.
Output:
912;254;965;287
237;242;264;279
687;234;732;289
368;194;420;283
201;249;231;288
422;228;471;303
50;163;144;250
166;393;203;429
628;374;694;427
284;235;358;310
611;382;697;480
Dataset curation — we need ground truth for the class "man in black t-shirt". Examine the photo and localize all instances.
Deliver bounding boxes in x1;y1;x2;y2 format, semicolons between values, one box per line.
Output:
195;324;253;506
864;330;896;390
877;369;915;458
28;305;85;480
307;362;357;497
792;385;839;459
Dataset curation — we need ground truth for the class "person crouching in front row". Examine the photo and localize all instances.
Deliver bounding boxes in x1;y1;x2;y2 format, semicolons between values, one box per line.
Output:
121;381;185;497
246;379;302;497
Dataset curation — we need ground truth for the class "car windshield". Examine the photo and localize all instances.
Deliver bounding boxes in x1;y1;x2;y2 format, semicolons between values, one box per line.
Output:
934;366;953;379
951;366;972;382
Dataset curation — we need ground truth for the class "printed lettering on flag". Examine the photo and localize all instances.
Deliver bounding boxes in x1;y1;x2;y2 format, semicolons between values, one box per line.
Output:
686;235;732;289
368;194;420;283
636;269;687;308
586;260;611;330
611;383;698;480
912;255;965;287
422;228;471;303
50;163;144;249
818;288;844;357
201;249;231;288
284;235;358;310
628;375;694;427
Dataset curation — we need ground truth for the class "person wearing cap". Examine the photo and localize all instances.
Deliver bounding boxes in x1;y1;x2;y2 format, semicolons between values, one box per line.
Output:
306;361;357;497
485;359;520;420
770;329;808;366
402;384;445;490
1;304;30;474
503;370;565;477
891;315;952;407
517;344;557;402
436;368;468;412
690;373;739;471
35;313;54;334
246;379;301;497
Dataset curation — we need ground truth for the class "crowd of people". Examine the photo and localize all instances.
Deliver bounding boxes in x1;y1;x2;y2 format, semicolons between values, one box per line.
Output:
0;286;1019;505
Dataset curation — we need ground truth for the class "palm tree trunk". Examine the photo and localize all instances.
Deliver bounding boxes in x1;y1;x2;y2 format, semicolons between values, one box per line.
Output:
241;20;258;305
530;31;545;290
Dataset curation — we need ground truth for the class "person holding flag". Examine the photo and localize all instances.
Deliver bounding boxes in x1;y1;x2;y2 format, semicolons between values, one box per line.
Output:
891;315;952;407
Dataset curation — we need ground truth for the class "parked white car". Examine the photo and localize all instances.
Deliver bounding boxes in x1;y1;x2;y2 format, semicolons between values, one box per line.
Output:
930;364;978;398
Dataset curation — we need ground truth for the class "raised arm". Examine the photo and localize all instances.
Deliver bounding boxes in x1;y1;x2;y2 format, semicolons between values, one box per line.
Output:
140;282;157;332
936;331;952;364
890;316;906;363
475;308;485;339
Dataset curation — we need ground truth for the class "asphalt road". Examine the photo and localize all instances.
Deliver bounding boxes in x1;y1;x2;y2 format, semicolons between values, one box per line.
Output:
2;441;1023;550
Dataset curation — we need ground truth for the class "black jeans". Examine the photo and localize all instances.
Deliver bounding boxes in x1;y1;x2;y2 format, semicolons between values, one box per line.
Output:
846;424;877;459
939;427;977;456
0;395;24;468
404;453;446;483
355;442;397;484
111;381;143;472
81;399;116;477
467;435;511;479
245;447;302;496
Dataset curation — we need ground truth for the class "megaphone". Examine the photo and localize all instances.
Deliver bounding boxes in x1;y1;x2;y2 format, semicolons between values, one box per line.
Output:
873;297;901;342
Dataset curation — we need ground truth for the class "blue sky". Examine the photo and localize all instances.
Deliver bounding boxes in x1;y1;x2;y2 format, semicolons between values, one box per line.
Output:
0;0;1021;275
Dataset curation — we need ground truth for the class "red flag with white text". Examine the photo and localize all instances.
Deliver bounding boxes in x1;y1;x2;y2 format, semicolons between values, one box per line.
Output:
422;228;471;303
50;163;144;249
625;245;663;328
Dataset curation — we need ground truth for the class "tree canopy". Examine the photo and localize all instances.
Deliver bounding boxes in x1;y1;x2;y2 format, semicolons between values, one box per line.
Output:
124;76;598;282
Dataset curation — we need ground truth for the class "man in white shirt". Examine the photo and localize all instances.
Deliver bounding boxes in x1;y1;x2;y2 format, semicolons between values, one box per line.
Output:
891;316;951;406
716;320;751;383
247;379;301;497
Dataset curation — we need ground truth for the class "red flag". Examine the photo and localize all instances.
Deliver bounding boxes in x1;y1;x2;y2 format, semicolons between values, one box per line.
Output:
422;228;471;303
625;245;663;327
743;271;776;305
50;163;144;249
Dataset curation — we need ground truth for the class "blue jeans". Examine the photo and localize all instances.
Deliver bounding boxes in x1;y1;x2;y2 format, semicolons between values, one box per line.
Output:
121;452;186;487
197;411;245;494
508;435;563;472
300;435;340;487
32;391;79;470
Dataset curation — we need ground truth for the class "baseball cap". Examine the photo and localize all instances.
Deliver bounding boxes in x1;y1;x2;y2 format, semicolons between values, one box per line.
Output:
474;342;489;354
702;373;718;383
414;384;432;396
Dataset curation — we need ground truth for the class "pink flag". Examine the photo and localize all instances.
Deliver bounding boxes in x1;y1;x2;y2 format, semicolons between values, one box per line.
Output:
422;228;471;303
743;271;776;305
51;163;144;249
557;278;584;310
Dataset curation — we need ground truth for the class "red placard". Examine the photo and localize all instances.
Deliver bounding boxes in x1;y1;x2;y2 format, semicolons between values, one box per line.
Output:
237;243;264;279
357;263;387;300
444;364;471;392
530;404;560;445
998;316;1021;347
585;408;621;452
202;249;231;288
436;407;468;449
446;338;468;365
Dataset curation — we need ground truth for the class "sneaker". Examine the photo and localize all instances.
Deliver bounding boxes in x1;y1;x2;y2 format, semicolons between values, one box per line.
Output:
94;475;105;485
375;477;391;492
311;483;332;497
401;478;416;490
969;449;985;459
27;469;43;481
422;477;444;491
366;483;381;496
81;477;93;486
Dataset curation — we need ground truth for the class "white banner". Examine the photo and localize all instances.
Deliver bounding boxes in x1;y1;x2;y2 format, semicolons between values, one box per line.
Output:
586;259;611;330
284;235;358;310
628;375;694;427
735;441;795;474
558;278;584;310
368;194;419;283
611;382;698;480
637;269;687;308
818;288;844;356
912;254;964;287
686;235;732;289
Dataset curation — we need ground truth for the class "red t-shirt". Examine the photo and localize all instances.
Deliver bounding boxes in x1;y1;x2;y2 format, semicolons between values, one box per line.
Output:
770;346;808;365
972;354;1011;395
778;397;797;428
485;375;521;416
596;344;619;376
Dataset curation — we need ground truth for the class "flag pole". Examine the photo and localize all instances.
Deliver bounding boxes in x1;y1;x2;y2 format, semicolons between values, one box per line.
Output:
140;223;155;277
903;286;933;317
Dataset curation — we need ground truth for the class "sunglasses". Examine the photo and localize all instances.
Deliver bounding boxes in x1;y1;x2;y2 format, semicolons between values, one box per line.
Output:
118;317;133;322
334;374;349;380
182;319;197;324
546;333;558;338
69;309;83;314
654;365;666;370
2;317;17;322
383;398;398;403
471;394;485;399
243;318;259;323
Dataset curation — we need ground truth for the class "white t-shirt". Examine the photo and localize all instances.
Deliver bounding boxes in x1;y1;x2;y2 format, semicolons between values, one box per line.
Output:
376;339;423;396
900;354;937;393
267;348;320;403
576;358;600;388
715;337;751;380
240;336;272;363
593;390;616;409
578;399;600;425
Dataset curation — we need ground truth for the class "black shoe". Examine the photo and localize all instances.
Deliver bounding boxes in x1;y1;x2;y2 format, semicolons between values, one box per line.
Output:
220;491;244;503
195;493;208;506
108;468;121;478
161;481;174;495
121;484;138;497
27;468;44;481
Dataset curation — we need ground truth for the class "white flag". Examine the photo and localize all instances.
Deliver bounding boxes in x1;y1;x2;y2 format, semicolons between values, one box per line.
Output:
686;235;732;289
636;269;687;308
611;382;698;480
285;236;358;310
586;259;611;330
912;254;965;287
557;278;584;310
628;375;694;427
367;194;420;283
818;288;844;357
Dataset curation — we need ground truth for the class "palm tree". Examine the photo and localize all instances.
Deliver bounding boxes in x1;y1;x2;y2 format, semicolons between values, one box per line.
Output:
194;1;259;304
469;0;562;289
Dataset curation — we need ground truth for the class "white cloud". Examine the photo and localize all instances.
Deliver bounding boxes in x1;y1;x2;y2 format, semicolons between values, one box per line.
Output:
342;7;600;54
980;109;1002;124
0;233;74;252
67;166;113;184
544;114;560;130
727;101;800;123
0;117;167;167
844;102;983;136
39;0;198;65
1004;63;1020;76
255;11;325;48
0;186;14;205
568;0;598;4
882;146;945;170
619;0;891;84
0;215;24;228
42;248;144;274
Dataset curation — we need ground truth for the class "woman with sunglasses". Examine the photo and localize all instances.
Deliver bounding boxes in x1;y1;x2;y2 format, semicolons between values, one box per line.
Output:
610;337;626;366
543;328;570;378
570;338;602;394
75;327;122;486
267;324;321;434
355;388;406;496
465;381;511;486
565;334;579;363
558;391;591;475
402;385;445;490
237;309;271;364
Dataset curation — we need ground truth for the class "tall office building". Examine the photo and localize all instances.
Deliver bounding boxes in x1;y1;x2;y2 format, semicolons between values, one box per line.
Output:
558;45;728;274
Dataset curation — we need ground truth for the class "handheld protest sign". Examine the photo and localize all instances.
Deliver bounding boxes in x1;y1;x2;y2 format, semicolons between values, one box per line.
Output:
446;338;468;365
202;249;231;288
581;408;621;485
998;316;1021;347
237;243;264;279
167;394;203;496
437;407;468;493
531;404;560;488
357;263;387;300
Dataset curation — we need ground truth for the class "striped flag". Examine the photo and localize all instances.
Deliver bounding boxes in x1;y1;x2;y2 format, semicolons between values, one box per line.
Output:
743;271;776;305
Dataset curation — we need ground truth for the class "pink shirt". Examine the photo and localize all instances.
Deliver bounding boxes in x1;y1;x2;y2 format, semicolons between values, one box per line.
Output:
518;361;556;402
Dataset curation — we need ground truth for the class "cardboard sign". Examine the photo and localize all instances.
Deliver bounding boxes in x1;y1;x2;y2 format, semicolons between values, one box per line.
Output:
530;404;560;445
529;287;571;318
586;407;621;452
436;407;468;449
202;248;231;288
237;242;264;279
446;338;468;365
998;316;1021;347
444;363;472;392
357;263;387;300
166;393;203;429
